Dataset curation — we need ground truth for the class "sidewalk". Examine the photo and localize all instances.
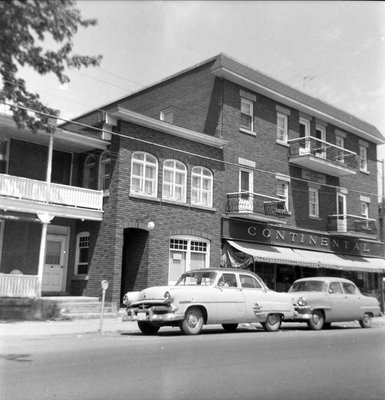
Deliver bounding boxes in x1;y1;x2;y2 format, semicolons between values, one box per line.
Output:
1;314;385;338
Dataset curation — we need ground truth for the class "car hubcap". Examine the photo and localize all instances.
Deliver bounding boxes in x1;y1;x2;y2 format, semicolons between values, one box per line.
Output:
313;314;320;323
269;315;278;325
188;314;198;328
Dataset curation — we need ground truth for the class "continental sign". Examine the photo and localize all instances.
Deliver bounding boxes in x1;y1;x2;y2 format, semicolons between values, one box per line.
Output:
222;218;384;257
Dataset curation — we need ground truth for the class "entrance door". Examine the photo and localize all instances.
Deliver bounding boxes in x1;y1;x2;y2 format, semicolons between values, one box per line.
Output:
42;235;66;292
337;193;347;232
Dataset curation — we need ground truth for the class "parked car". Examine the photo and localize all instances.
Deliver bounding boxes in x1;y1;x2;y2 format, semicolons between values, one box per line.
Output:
287;277;381;330
123;268;295;335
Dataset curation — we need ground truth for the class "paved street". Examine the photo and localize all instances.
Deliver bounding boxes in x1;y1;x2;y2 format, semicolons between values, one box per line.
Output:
1;321;385;400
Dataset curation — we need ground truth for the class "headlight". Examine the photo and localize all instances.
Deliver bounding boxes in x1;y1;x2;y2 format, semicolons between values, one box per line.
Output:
123;294;129;306
164;291;173;303
297;297;307;306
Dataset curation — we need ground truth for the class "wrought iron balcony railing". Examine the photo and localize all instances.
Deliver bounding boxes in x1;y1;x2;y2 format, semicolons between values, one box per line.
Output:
288;137;358;175
327;214;377;235
226;192;289;219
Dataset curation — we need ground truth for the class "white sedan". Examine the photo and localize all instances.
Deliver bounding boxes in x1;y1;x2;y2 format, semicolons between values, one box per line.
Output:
288;277;381;330
123;268;295;335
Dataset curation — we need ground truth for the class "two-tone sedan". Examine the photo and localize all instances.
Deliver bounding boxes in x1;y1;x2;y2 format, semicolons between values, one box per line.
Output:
123;268;295;335
288;277;381;330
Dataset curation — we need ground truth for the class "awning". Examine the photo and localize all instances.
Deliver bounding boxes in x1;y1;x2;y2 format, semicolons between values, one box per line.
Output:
227;240;385;273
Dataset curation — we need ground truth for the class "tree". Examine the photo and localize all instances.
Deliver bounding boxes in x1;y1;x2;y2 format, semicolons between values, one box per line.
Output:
0;0;102;132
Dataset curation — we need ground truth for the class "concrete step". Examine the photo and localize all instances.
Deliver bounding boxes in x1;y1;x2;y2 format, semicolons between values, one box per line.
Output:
59;311;120;320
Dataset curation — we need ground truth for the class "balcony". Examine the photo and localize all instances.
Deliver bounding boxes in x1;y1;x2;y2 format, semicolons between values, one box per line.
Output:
328;214;377;237
226;192;289;223
288;137;357;176
0;173;104;221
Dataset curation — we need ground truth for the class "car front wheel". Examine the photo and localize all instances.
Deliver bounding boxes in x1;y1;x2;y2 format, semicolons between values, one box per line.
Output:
307;310;324;330
138;321;160;335
359;313;372;328
180;307;204;335
262;313;281;332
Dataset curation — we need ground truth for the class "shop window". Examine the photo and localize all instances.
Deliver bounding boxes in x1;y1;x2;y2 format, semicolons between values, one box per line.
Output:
130;152;158;197
75;232;90;275
276;113;288;143
163;160;186;202
83;155;96;189
191;166;213;208
168;237;209;285
99;151;111;193
309;188;319;218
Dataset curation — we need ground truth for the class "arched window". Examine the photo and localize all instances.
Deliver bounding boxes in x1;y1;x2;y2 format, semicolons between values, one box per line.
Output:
130;152;158;197
84;155;96;189
163;160;186;202
99;151;111;192
191;166;213;207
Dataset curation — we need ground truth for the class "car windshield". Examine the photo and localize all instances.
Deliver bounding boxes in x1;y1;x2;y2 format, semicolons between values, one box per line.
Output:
289;280;327;292
176;271;217;286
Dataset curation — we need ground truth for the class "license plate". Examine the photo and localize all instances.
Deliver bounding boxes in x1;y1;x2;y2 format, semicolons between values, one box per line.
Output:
137;312;147;321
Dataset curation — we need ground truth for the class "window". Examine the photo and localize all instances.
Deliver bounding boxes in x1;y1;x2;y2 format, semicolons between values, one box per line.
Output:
361;201;369;219
84;155;96;189
75;232;90;275
329;282;343;294
240;98;253;131
0;138;8;173
359;146;368;172
131;152;158;197
168;237;210;284
309;188;319;218
160;108;173;124
342;282;357;295
276;179;289;211
191;166;213;207
299;118;310;152
315;125;326;158
163;160;186;202
240;274;262;289
218;273;238;288
99;151;111;192
277;113;288;142
336;135;345;163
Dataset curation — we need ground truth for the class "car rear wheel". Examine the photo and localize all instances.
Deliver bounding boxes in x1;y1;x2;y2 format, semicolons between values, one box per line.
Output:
180;307;204;335
138;321;160;335
359;313;372;328
222;323;238;332
262;313;281;332
307;310;324;330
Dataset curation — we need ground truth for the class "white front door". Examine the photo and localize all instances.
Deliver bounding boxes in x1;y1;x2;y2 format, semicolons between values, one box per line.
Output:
337;193;347;232
42;235;66;292
239;169;254;212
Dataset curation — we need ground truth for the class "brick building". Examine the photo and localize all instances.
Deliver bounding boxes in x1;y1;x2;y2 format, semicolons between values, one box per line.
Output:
1;53;384;309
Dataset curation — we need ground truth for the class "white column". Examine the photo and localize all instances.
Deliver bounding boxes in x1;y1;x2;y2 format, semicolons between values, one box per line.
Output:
37;213;53;298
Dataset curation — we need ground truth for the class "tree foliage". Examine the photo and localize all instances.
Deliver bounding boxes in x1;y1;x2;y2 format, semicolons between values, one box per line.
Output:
0;0;102;132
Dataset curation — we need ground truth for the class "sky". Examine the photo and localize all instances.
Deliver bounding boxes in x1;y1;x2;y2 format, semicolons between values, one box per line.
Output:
14;1;385;181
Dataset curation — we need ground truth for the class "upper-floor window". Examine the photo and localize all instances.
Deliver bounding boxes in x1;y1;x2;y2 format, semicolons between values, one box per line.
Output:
309;188;319;218
336;135;345;163
99;151;111;192
160;108;173;124
240;98;253;132
84;155;96;189
276;179;289;211
0;138;8;173
359;145;368;172
75;232;90;275
191;166;213;208
299;118;310;138
131;152;158;197
277;113;288;142
163;160;186;202
315;125;326;158
361;201;369;219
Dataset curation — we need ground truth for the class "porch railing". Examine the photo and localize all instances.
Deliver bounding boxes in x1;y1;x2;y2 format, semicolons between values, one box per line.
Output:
288;137;358;170
0;173;103;210
226;192;289;218
327;214;377;235
0;273;39;298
